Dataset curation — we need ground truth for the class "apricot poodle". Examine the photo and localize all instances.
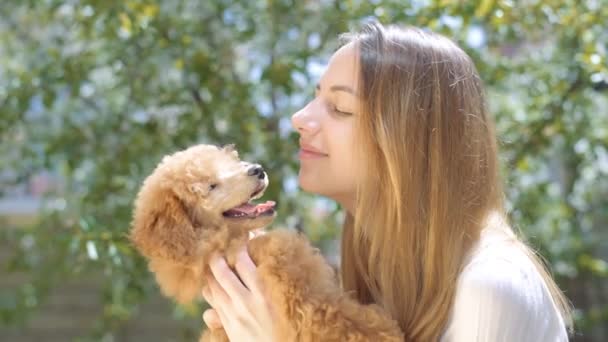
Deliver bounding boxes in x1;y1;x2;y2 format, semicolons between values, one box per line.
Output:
129;144;403;341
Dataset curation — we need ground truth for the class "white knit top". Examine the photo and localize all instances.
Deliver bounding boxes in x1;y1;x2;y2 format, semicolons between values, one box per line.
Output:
440;224;570;342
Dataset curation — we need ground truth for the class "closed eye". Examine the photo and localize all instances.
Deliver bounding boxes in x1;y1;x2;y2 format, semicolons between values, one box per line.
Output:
329;104;353;116
314;85;354;116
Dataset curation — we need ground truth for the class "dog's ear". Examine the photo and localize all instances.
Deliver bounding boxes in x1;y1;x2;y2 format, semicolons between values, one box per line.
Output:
130;194;199;264
222;144;238;158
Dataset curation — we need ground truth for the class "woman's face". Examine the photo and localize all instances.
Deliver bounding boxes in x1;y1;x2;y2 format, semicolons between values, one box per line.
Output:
291;43;363;211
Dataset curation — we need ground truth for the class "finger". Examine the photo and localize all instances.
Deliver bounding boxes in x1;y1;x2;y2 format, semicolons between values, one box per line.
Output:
203;309;223;330
209;255;250;301
209;267;253;325
209;274;232;308
234;246;263;297
202;285;215;307
209;291;232;333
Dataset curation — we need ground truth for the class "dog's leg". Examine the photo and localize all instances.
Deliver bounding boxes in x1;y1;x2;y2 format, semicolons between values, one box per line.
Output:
148;259;203;305
245;230;404;341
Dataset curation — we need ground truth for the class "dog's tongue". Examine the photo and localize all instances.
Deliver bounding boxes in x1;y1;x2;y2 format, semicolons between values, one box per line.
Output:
224;201;276;216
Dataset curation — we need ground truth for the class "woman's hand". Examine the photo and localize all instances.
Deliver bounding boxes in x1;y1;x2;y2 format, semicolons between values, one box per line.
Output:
202;245;280;342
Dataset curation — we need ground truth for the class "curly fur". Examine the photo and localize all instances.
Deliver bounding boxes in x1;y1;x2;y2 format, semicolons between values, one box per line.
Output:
129;144;403;341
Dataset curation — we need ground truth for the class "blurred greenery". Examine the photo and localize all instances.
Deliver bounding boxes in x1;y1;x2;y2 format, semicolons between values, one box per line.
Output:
0;0;606;341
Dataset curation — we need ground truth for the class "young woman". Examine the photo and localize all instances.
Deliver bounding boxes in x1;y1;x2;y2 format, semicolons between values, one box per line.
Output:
201;22;573;341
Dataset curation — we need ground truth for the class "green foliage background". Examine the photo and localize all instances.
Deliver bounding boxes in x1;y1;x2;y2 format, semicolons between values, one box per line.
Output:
0;0;606;341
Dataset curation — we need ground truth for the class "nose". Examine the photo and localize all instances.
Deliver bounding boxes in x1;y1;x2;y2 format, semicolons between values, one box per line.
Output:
247;165;265;179
291;102;321;136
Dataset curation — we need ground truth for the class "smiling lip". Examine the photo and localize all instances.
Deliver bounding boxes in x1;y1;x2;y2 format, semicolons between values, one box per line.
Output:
299;142;328;159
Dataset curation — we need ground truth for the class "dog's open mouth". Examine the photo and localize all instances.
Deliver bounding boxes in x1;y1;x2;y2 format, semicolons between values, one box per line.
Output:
222;183;276;219
222;200;276;219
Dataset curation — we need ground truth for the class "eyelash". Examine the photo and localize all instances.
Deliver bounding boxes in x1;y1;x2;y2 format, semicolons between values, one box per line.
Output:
330;105;352;116
314;90;352;116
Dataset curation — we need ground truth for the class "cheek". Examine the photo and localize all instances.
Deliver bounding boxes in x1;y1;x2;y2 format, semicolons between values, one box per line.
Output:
328;124;358;173
298;157;359;197
298;118;361;194
298;145;360;195
331;151;360;187
219;175;258;199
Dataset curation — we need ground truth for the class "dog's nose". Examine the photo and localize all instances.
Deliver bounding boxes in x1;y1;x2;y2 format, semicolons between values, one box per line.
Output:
247;165;265;179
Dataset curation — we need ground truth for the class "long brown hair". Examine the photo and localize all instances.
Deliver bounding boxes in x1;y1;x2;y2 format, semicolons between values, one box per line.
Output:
339;23;572;340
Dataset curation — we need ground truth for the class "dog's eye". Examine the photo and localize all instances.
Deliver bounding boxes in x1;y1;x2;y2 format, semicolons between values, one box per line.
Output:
209;184;218;191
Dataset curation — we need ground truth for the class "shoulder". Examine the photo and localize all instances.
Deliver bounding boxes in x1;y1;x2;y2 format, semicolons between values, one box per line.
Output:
441;230;569;342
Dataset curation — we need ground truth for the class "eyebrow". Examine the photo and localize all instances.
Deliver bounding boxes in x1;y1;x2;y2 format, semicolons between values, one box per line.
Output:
316;83;357;96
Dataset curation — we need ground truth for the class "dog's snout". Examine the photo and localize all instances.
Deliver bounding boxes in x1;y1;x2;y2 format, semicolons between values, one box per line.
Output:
248;165;265;179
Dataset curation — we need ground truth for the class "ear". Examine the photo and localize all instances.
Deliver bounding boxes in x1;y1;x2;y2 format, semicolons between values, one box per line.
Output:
130;194;199;264
222;144;239;158
222;143;235;152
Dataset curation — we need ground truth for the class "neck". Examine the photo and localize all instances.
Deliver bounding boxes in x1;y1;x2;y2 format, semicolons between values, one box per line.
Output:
331;194;355;216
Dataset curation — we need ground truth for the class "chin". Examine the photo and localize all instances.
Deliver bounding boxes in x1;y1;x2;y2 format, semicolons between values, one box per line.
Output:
297;174;332;198
298;171;319;194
